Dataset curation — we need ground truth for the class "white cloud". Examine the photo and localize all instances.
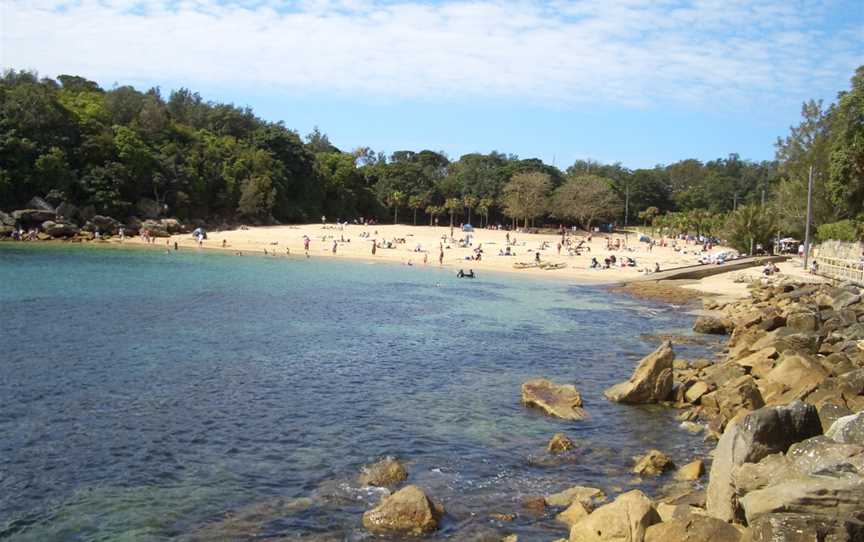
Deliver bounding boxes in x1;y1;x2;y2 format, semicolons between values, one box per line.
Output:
1;0;861;109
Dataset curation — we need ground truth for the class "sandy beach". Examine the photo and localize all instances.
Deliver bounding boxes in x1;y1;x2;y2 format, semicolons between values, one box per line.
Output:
123;223;724;283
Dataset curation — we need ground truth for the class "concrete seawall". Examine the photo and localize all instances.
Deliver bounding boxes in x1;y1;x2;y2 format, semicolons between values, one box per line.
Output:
630;255;789;282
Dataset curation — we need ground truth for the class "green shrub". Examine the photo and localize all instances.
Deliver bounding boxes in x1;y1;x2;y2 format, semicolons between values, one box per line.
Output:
816;219;860;242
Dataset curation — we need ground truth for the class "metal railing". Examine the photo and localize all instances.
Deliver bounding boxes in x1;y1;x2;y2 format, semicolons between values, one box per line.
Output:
814;255;864;285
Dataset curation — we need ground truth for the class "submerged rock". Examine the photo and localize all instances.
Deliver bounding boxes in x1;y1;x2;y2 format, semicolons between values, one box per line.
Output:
545;486;605;508
548;432;576;454
633;449;675;477
358;456;408;487
361;485;443;535
604;342;674;404
521;379;587;420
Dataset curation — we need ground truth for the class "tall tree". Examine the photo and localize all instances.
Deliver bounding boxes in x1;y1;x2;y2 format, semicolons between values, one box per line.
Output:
501;172;551;228
550;175;621;230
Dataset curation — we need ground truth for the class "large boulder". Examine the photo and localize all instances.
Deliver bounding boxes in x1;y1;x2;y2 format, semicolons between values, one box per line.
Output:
705;401;822;522
826;412;864;446
713;375;765;428
693;316;732;335
26;196;54;211
568;489;660;542
41;221;80;238
141;219;171;237
521;379;587;420
12;209;56;224
358;457;408;487
0;210;15;226
84;215;122;234
54;201;79;221
161;217;184;233
645;516;742;542
765;354;828;396
739;476;864;524
361;485;443;535
604;342;674;404
742;513;864;542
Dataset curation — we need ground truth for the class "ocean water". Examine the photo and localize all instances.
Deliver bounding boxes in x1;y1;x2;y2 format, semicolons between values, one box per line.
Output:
0;244;719;541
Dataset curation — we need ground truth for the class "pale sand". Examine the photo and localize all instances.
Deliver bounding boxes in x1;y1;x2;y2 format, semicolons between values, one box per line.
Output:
680;259;829;303
123;223;717;283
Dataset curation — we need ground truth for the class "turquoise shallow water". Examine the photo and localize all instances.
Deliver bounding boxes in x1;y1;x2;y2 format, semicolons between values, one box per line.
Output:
0;244;718;541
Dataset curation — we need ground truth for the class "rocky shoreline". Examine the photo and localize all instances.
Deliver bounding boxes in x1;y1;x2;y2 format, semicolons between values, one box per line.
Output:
179;278;864;541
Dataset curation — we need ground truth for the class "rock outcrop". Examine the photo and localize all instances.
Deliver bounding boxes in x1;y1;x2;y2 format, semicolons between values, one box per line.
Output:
521;379;587;420
604;342;674;404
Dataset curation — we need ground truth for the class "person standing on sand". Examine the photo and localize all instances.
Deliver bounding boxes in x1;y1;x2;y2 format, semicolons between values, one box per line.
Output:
423;253;428;265
332;240;337;255
535;251;541;263
439;248;444;265
371;241;377;255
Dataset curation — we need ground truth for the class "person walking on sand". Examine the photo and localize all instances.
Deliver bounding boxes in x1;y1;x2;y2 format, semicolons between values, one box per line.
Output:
439;248;444;265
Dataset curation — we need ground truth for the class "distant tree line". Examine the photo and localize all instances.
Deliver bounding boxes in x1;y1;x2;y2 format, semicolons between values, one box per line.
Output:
0;66;861;249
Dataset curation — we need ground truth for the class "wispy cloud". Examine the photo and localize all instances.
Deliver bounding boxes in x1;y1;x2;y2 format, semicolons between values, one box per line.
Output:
1;0;861;109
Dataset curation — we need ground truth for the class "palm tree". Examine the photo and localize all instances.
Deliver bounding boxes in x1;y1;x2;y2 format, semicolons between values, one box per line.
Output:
476;197;493;227
387;190;405;224
444;198;461;227
408;194;427;226
462;194;478;224
426;204;441;226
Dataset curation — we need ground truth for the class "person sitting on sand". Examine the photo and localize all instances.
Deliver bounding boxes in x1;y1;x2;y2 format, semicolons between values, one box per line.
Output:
655;262;661;273
591;257;600;269
466;269;475;278
457;269;465;278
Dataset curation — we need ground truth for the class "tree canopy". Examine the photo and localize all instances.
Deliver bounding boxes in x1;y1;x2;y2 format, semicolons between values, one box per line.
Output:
1;65;862;240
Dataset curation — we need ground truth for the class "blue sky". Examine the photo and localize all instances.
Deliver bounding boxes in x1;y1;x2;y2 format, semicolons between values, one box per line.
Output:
2;0;862;169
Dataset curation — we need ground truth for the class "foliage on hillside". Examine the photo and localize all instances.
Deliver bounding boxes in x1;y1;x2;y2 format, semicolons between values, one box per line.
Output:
0;66;861;235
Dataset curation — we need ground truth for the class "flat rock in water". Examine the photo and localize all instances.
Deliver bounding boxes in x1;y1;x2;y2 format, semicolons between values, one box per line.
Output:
521;379;587;420
604;341;674;404
361;485;442;535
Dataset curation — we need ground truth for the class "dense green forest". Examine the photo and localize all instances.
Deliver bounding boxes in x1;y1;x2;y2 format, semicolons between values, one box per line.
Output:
0;66;862;247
